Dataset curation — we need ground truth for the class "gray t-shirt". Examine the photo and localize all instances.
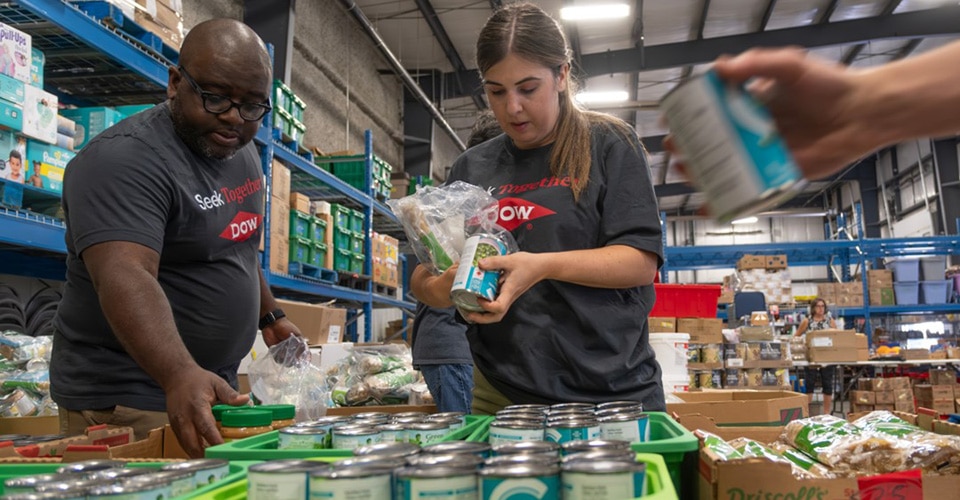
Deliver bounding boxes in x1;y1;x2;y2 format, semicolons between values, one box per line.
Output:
411;303;472;367
448;123;665;410
52;102;264;412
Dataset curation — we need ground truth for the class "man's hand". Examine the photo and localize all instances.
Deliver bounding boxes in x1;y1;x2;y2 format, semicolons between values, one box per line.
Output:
261;317;301;347
164;366;249;458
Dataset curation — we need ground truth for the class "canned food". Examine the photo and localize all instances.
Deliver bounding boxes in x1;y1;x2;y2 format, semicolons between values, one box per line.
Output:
492;440;560;457
561;460;647;499
595;401;643;412
405;453;485;469
422;440;492;458
660;68;805;223
333;426;382;450
161;459;230;487
489;419;545;447
701;344;722;363
698;371;716;389
296;416;351;449
354;441;421;459
428;412;467;428
549;402;595;412
57;460;127;475
309;465;394;499
561;439;632;456
392;411;430;420
406;421;449;446
494;410;545;422
478;464;560;499
376;423;407;443
128;469;193;497
686;345;701;363
450;233;508;312
334;456;408;469
395;466;478;500
561;449;638;464
247;460;327;500
484;453;560;467
2;490;86;499
87;479;172;499
278;425;327;450
502;404;549;413
545;409;594;421
544;418;601;444
352;412;391;421
87;468;154;482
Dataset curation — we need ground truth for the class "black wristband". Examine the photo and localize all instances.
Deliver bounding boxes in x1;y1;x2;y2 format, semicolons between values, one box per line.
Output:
258;308;286;329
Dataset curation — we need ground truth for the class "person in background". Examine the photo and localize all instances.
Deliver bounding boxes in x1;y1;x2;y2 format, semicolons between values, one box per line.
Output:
410;110;502;413
52;19;300;458
692;41;960;180
794;297;837;414
411;3;664;414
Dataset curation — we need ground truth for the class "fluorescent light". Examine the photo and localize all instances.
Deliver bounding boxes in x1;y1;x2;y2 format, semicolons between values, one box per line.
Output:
731;216;759;225
575;90;629;104
560;4;630;20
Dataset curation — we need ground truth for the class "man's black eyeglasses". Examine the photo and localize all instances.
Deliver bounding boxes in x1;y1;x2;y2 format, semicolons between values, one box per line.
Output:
178;66;272;122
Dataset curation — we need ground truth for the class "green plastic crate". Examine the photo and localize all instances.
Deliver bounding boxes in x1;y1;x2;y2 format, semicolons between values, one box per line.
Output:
309;242;327;268
311;216;327;243
330;203;351;230
288;94;306;123
350;231;364;254
288;121;306;142
349;208;364;233
468;411;694;499
333;248;351;272
194;451;675;500
289;210;313;239
0;461;256;498
272;79;290;112
350;251;364;274
288;236;312;264
203;415;490;462
332;226;352;252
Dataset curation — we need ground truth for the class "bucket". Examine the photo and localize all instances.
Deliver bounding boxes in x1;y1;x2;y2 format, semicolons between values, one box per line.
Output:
662;373;690;395
650;333;690;378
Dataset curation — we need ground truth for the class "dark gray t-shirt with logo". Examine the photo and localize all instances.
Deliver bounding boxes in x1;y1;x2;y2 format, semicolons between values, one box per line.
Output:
52;102;264;412
448;123;665;409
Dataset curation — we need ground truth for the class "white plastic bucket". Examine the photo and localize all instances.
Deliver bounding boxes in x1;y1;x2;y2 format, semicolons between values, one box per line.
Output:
650;332;690;378
662;373;690;395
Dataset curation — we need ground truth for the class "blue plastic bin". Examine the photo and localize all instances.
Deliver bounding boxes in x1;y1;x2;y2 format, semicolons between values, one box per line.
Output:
920;256;947;280
888;259;920;282
921;280;952;304
893;281;919;305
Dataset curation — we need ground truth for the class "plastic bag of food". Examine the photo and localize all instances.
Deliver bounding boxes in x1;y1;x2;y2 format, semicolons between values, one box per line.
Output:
784;414;913;477
386;181;499;274
767;441;834;478
694;430;744;461
248;335;327;421
851;410;960;475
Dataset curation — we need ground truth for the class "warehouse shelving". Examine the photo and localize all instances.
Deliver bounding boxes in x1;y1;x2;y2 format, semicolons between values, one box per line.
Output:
0;0;414;342
661;208;960;335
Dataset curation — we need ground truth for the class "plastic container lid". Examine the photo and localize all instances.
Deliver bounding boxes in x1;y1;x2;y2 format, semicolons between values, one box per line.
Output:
221;409;273;428
259;404;296;420
211;404;244;422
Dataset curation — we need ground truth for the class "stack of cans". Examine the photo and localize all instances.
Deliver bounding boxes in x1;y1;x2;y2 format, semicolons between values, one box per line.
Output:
489;401;650;447
277;410;467;451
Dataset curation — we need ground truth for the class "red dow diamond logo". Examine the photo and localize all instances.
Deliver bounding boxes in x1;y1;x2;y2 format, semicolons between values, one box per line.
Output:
220;211;261;242
497;197;555;231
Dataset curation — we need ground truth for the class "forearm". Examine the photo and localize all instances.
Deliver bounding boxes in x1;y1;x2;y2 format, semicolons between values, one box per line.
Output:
856;41;960;147
411;265;455;308
537;245;658;289
97;266;199;389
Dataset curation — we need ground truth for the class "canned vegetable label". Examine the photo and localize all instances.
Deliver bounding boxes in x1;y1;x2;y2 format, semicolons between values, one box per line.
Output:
660;69;804;223
451;234;507;312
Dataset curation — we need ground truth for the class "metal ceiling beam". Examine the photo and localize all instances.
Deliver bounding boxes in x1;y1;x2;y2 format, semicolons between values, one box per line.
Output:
579;5;958;76
894;38;923;60
438;5;960;98
677;0;711;83
759;0;777;31
411;0;485;110
818;0;840;23
840;0;904;66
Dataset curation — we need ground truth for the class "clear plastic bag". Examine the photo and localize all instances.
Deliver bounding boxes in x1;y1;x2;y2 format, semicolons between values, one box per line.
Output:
248;335;328;421
386;181;499;275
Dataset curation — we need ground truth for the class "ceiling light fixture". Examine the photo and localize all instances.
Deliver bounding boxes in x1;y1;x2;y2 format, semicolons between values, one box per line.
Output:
575;90;629;104
560;4;630;21
730;216;759;225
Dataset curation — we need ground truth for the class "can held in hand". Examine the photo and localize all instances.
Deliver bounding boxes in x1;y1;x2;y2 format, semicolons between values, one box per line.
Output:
451;233;509;313
660;69;805;223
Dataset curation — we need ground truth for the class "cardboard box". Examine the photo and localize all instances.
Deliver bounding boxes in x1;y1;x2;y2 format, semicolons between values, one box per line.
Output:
903;348;931;360
317;213;334;269
0;22;31;83
270;159;290;202
765;254;787;270
739;325;774;342
59;106;124;149
874;390;895;404
275;298;346;345
930;369;957;385
25;140;74;194
268;236;288;274
22;85;57;144
869;287;895;306
866;269;894;287
677;317;723;344
290;192;311;213
915;385;955;401
665;389;808;427
737;255;766;270
674;413;783;443
0;415;58;435
850;390;875;405
648;317;676;333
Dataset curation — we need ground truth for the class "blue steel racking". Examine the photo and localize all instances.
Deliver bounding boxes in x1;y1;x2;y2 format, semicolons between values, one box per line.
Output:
660;206;960;337
0;0;414;342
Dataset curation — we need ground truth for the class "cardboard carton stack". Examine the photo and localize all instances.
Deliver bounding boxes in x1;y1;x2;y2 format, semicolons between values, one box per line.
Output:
736;254;792;306
916;369;958;414
805;329;868;363
864;269;895;306
372;232;400;293
267;160;291;274
850;377;914;413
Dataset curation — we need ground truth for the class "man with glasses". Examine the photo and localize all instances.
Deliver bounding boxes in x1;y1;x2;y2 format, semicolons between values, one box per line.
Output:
52;19;301;457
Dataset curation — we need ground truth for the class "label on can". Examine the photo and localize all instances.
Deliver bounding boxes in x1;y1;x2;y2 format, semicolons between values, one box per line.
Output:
451;234;507;312
279;426;327;450
660;69;804;222
561;467;646;499
309;468;393;500
489;420;545;448
395;467;478;500
598;413;650;443
544;420;601;445
479;464;561;500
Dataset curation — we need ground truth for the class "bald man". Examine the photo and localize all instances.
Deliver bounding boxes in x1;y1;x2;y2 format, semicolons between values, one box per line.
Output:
52;19;301;457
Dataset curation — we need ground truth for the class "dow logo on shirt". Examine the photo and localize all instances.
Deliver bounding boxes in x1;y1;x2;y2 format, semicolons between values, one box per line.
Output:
220;211;261;242
497;197;555;231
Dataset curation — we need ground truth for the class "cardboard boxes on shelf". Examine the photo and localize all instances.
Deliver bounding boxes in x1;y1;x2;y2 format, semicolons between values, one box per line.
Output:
850;377;914;413
805;329;868;362
275;298;346;346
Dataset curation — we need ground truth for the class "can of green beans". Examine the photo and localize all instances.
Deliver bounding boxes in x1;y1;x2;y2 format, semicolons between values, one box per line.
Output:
450;233;509;312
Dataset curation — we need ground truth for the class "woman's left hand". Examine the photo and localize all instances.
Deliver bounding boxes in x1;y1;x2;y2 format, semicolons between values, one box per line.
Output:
461;252;547;324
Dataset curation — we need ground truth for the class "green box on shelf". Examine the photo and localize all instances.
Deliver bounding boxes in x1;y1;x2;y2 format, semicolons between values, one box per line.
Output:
332;225;352;252
466;411;694;499
288;235;312;264
349;208;364;233
289;209;313;239
309;241;327;268
350;231;363;254
312;216;327;243
272;79;290;113
289;94;306;122
331;203;351;229
350;251;364;274
333;247;352;272
288;121;306;142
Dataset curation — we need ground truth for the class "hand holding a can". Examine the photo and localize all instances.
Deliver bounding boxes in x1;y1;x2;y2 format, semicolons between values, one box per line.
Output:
459;251;546;324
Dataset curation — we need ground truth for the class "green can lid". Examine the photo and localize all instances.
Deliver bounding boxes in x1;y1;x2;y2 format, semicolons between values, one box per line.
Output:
259;404;296;420
211;404;245;421
221;409;273;428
